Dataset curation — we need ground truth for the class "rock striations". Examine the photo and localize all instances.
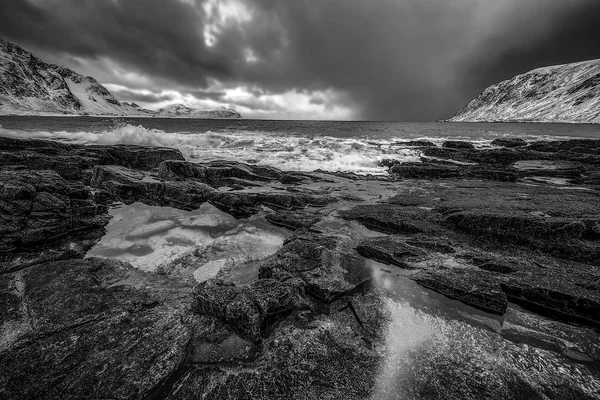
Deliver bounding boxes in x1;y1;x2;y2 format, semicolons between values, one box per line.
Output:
451;59;600;124
0;38;241;118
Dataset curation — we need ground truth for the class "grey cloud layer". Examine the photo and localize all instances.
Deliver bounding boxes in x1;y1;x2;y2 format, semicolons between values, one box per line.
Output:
1;0;599;120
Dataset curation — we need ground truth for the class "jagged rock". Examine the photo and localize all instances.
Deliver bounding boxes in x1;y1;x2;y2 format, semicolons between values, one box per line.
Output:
356;235;426;269
411;269;508;315
192;278;303;341
442;140;475;149
91;165;216;210
259;230;372;302
339;204;439;235
389;161;518;182
0;168;110;272
393;140;437;147
444;210;587;241
492;138;528;148
158;159;304;187
499;267;600;327
265;210;322;230
0;136;184;181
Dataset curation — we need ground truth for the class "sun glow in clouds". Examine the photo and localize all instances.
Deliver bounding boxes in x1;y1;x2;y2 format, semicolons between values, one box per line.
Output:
202;0;253;47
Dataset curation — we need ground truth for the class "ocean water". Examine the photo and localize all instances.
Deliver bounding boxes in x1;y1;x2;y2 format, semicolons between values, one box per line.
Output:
1;116;599;175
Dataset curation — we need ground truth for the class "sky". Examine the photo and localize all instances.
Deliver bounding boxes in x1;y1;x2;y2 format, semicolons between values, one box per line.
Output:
1;0;599;121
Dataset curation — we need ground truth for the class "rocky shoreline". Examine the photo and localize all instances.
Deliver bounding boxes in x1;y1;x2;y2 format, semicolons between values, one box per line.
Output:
1;134;600;399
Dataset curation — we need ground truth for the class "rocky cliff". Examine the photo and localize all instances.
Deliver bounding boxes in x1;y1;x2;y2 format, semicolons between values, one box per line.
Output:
0;38;242;118
451;59;600;124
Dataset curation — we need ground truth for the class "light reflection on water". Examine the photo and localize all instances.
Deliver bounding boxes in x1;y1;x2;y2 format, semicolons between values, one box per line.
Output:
373;297;600;399
86;202;290;277
366;263;600;399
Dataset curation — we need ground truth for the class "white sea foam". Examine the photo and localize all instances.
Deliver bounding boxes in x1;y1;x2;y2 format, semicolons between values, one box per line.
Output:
0;123;425;175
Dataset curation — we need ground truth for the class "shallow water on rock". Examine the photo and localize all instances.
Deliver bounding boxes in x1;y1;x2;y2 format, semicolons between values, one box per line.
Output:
363;258;600;399
86;202;289;278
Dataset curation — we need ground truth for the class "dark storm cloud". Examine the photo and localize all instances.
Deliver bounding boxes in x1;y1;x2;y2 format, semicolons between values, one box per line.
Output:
1;0;599;120
0;0;234;88
459;2;600;104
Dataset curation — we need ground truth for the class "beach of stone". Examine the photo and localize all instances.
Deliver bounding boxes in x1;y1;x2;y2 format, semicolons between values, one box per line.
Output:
1;134;600;399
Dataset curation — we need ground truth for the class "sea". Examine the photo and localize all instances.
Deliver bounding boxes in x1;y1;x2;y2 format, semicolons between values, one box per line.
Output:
1;116;599;175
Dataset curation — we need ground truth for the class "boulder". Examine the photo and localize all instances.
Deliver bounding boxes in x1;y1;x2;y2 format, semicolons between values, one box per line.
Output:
491;138;528;148
442;140;475;149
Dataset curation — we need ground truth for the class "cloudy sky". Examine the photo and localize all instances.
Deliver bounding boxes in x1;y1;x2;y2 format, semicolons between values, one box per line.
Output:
1;0;599;120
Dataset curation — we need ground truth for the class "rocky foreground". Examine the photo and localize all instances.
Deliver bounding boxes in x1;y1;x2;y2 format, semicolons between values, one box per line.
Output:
1;135;600;399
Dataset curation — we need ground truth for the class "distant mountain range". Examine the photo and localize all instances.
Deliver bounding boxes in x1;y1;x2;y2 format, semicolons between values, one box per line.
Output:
155;103;241;119
451;59;600;124
0;38;241;118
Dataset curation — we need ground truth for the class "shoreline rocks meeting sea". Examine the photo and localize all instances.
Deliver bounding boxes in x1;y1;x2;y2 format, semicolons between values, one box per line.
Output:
1;132;600;399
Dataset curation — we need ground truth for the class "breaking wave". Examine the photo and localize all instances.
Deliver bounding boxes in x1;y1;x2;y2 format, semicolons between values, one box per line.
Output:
0;123;425;175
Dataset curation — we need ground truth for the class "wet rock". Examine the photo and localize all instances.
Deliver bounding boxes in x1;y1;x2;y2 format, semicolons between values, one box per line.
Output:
491;138;528;148
265;210;322;230
390;162;461;179
411;269;508;315
394;140;437;147
379;158;401;168
444;210;586;241
512;160;585;178
499;270;600;328
190;315;260;363
443;140;475;149
0;136;184;181
385;193;432;207
0;257;194;400
192;278;303;341
356;235;426;269
389;161;518;182
339;204;439;235
259;230;372;302
0;168;110;271
91;165;216;210
158;159;306;187
210;190;332;219
527;139;600;154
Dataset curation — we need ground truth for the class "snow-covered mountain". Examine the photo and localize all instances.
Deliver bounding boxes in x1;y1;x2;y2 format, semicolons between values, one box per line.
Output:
156;104;242;119
0;38;242;119
0;38;153;116
450;59;600;124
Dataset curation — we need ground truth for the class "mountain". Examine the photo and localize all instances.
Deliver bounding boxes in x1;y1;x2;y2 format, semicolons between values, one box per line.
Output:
0;38;242;118
0;38;152;116
450;59;600;124
156;104;242;119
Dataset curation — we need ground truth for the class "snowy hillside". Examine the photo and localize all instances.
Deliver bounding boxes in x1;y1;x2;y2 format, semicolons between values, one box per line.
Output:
156;104;242;119
0;38;242;119
450;59;600;124
0;38;154;116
